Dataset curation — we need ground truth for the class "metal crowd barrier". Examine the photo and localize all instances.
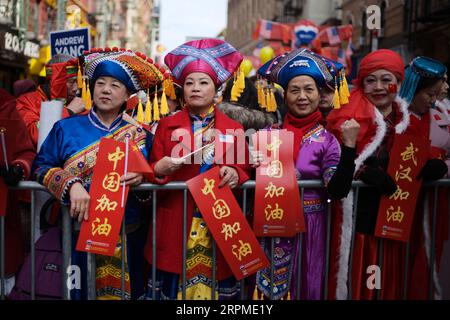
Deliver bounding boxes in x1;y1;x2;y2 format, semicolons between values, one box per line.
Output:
1;179;449;300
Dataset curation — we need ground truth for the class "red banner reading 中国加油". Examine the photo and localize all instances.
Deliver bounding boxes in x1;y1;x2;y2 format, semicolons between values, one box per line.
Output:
252;130;304;237
186;166;269;280
76;138;130;256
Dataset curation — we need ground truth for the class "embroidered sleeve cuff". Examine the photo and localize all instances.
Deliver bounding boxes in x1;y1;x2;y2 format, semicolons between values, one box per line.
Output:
323;166;337;187
42;168;81;204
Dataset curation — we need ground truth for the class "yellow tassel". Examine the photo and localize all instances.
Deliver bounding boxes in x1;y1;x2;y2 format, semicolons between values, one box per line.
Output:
85;81;92;110
164;78;177;100
342;71;350;102
237;69;245;95
252;287;259;300
257;81;265;108
77;63;83;88
333;82;341;109
230;73;238;102
266;89;272;112
287;291;291;300
81;79;86;105
153;90;160;121
160;88;169;116
269;89;277;112
145;92;152;123
263;89;271;112
339;80;347;106
136;96;144;123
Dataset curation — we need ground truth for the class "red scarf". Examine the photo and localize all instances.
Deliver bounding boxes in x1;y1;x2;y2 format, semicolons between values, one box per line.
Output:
283;109;323;161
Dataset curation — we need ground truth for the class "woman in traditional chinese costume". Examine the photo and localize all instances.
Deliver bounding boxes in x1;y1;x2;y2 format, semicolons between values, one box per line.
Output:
326;51;448;300
254;48;360;300
144;39;251;300
398;56;449;299
32;48;166;299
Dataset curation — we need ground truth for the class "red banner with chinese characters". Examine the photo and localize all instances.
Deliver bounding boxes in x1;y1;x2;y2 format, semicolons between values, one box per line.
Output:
0;178;7;217
186;166;269;280
76;138;129;256
252;130;304;236
375;134;429;242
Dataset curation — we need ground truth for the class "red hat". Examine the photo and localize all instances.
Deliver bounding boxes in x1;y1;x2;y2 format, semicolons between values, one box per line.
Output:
164;38;243;87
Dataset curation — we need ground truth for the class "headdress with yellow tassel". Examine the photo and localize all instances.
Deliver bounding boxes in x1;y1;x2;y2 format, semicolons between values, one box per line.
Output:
78;47;167;123
230;69;246;103
331;69;350;109
78;63;92;111
256;78;277;113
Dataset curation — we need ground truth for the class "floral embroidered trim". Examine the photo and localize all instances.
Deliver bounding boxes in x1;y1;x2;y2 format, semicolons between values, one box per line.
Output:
43;167;78;201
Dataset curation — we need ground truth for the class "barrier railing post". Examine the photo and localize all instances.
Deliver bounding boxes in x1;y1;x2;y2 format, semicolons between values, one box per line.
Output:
240;188;248;300
121;220;125;300
429;186;439;299
295;187;305;300
30;191;35;299
182;189;187;300
151;190;157;300
269;237;274;300
376;238;384;300
212;241;216;300
348;187;360;300
87;252;96;300
62;206;72;300
0;215;5;300
403;242;410;299
323;199;332;299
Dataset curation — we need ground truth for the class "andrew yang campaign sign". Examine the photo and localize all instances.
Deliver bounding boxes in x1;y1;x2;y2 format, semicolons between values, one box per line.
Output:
50;27;90;57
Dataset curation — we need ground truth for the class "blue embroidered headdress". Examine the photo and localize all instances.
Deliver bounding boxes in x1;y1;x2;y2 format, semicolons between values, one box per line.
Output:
257;48;334;89
399;56;447;104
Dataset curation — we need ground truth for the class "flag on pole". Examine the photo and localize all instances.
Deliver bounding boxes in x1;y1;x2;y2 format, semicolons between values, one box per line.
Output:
253;19;292;44
326;27;341;45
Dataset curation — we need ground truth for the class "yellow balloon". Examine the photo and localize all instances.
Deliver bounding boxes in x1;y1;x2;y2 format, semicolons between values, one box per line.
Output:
260;46;274;65
240;59;253;77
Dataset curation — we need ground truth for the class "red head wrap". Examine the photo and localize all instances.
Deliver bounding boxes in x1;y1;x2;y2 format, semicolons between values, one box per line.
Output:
356;49;405;86
327;49;406;154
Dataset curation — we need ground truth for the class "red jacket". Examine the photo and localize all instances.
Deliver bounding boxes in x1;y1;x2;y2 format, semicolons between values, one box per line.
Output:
0;89;36;275
15;87;75;149
144;108;251;280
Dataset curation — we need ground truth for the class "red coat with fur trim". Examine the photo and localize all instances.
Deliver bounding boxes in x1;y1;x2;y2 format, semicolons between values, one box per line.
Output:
144;108;251;280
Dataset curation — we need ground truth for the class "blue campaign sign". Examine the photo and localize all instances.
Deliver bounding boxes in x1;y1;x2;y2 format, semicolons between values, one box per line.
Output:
49;27;90;57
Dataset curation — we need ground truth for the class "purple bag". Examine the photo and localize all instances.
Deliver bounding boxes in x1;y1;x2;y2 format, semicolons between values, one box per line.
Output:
8;228;62;300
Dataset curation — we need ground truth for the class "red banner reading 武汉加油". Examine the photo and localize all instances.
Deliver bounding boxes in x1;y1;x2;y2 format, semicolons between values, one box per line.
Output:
375;134;429;242
76;138;153;256
186;166;269;280
252;130;304;237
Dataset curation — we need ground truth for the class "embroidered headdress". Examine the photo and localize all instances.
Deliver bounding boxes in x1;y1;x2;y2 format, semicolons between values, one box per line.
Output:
78;47;176;122
164;38;243;87
399;56;447;104
257;48;334;89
